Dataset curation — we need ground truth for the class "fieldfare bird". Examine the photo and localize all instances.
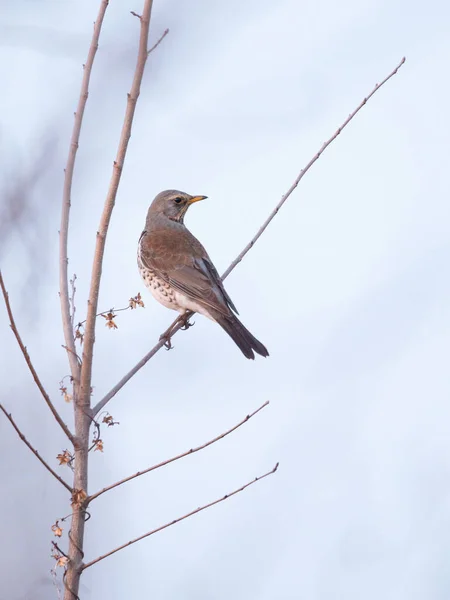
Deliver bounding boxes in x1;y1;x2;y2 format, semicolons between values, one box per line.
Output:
137;190;269;359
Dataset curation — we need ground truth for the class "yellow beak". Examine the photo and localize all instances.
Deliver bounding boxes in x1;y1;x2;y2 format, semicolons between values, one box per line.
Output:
188;195;208;204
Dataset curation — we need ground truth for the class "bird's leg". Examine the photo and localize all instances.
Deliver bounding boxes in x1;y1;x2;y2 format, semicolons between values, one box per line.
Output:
159;312;195;350
180;311;195;331
159;322;176;350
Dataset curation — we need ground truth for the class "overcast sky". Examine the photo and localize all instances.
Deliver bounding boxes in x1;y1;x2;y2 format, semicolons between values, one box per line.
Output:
1;0;450;598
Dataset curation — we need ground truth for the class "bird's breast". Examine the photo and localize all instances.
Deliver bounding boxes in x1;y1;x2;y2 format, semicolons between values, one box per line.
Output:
138;265;180;312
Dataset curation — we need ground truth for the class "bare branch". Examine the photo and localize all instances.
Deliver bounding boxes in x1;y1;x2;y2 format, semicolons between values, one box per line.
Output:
80;0;154;407
0;404;72;493
92;56;406;417
92;338;167;416
147;28;169;56
82;463;278;570
65;4;156;598
88;401;269;502
222;57;407;279
0;272;74;442
69;274;77;331
60;0;109;382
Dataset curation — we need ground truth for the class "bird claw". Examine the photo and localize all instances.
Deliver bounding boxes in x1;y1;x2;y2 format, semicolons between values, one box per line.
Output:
181;317;195;331
159;314;194;350
159;331;174;350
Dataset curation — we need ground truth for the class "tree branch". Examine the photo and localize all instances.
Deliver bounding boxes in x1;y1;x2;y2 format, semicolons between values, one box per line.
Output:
64;5;156;597
82;463;278;570
88;400;269;502
69;274;77;331
60;0;109;383
147;28;169;56
92;56;406;417
0;404;72;493
92;338;168;416
80;0;154;409
0;272;74;442
222;56;406;279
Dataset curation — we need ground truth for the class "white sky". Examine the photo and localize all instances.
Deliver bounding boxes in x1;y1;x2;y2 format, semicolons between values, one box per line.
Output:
1;0;449;598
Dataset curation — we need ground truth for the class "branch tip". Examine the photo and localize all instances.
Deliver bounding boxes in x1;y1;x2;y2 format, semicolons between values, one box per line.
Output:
82;464;277;570
88;400;269;502
0;404;72;492
147;28;169;56
0;273;74;442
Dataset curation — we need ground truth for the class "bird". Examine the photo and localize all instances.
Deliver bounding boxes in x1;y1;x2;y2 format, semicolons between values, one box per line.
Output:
137;189;269;360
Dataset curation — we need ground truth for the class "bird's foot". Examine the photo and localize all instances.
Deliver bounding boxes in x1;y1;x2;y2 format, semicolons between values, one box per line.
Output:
180;314;195;331
159;327;175;351
163;336;173;350
159;313;194;350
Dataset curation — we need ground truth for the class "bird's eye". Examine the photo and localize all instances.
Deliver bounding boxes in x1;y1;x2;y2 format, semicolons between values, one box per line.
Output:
174;197;183;204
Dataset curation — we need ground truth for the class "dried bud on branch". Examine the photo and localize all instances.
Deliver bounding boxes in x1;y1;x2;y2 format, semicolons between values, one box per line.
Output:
102;413;119;427
71;488;87;509
52;521;63;537
93;439;104;452
57;450;73;466
129;292;145;309
102;311;118;329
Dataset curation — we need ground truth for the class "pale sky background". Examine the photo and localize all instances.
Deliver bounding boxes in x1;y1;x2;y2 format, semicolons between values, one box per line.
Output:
1;0;449;598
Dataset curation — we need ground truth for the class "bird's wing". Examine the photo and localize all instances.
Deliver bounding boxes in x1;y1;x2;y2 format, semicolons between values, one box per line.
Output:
139;229;238;317
200;257;238;314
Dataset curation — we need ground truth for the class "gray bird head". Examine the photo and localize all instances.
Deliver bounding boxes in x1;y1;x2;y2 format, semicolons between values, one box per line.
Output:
146;189;208;225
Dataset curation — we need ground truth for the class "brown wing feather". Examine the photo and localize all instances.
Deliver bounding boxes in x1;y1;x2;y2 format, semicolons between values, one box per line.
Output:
139;229;236;317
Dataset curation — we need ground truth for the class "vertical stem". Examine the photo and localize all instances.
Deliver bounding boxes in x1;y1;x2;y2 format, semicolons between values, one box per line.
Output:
64;2;155;598
63;410;90;600
60;0;109;383
79;0;154;406
61;2;110;598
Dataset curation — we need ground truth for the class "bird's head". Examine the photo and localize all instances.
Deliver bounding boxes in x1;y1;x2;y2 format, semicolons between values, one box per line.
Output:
147;190;208;224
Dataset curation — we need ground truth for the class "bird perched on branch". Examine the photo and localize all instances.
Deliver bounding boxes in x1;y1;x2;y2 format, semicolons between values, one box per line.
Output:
137;190;269;360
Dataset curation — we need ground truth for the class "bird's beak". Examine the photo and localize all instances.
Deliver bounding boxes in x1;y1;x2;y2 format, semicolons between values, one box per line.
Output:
188;195;208;205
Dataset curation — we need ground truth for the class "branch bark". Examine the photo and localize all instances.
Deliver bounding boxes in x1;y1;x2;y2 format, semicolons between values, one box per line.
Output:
88;401;269;502
147;28;169;55
80;0;155;408
92;56;406;418
0;272;74;442
82;463;278;570
60;0;109;384
0;404;72;493
64;3;155;599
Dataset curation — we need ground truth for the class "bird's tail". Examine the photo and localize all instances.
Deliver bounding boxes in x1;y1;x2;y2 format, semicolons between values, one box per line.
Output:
217;315;269;360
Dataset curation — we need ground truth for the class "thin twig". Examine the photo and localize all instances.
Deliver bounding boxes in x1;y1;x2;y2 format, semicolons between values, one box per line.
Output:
92;56;406;417
92;338;168;416
75;292;144;331
52;541;69;560
223;57;407;278
60;0;109;382
62;344;82;366
147;28;169;56
82;463;278;570
69;274;77;331
0;404;72;493
51;567;63;600
89;401;269;502
80;0;154;407
0;272;74;442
